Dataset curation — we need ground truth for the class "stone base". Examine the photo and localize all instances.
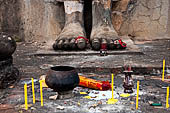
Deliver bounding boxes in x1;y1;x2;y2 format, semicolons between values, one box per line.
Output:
0;57;20;89
58;90;74;99
0;56;12;67
124;88;133;94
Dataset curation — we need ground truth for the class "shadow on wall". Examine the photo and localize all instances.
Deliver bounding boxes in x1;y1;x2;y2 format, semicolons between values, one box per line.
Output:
84;0;92;39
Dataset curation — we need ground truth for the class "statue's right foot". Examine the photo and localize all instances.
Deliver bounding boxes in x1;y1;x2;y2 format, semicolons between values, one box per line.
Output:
53;1;87;50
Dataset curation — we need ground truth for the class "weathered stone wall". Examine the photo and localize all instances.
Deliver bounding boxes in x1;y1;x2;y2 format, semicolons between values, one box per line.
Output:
0;0;24;41
167;0;170;35
19;0;64;44
0;0;65;44
113;0;170;40
0;0;170;43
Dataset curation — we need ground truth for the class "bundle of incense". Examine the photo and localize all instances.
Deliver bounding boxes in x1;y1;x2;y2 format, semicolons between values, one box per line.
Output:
79;75;111;90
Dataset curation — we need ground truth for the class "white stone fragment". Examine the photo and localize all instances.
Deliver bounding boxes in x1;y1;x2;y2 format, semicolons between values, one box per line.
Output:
8;37;12;40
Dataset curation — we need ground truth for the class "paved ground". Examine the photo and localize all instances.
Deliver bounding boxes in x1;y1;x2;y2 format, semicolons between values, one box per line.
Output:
0;39;170;113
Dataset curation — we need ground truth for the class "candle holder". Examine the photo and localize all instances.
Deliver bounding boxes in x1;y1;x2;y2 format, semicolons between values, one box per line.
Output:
100;42;107;56
123;65;134;93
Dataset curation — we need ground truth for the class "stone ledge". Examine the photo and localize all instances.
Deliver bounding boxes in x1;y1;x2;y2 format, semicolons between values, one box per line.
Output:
31;49;143;56
30;37;142;56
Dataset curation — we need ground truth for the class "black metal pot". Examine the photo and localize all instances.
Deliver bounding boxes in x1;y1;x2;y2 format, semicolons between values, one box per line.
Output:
0;33;16;60
45;66;79;92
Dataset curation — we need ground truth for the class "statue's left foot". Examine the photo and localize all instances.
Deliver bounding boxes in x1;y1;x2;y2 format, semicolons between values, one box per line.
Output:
90;0;126;50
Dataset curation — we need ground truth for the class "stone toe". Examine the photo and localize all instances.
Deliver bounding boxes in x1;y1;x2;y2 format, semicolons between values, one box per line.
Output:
108;39;116;50
53;41;58;50
70;39;77;50
91;39;101;50
76;38;86;50
57;40;64;49
63;39;70;50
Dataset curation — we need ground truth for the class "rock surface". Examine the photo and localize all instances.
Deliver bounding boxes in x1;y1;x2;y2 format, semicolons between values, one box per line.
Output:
114;0;170;39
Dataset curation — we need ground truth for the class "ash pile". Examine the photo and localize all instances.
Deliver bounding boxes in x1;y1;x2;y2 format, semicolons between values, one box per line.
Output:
0;33;20;89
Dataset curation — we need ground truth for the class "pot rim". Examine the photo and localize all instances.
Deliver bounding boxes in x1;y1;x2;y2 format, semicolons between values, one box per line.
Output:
50;66;76;72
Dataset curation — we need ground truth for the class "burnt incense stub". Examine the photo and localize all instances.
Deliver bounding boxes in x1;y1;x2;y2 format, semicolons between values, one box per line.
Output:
46;66;79;98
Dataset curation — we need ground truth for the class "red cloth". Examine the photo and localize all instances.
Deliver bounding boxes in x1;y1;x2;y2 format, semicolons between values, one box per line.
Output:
75;36;89;43
118;39;127;48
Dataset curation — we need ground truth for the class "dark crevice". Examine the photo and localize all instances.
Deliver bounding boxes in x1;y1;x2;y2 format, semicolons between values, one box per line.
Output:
84;0;92;39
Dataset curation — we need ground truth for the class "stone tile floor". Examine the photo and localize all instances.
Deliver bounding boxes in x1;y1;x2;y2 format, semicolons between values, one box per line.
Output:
0;39;170;113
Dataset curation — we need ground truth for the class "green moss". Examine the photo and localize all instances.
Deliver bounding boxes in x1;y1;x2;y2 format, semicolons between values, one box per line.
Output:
13;35;23;42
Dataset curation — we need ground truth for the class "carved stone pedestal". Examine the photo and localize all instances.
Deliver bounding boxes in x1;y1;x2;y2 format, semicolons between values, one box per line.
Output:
0;33;20;89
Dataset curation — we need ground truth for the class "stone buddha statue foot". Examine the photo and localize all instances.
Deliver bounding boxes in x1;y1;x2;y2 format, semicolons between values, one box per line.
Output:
53;1;87;50
90;0;126;50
